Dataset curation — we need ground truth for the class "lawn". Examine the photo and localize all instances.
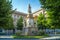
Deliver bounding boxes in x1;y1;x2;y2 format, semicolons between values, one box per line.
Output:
13;32;49;38
13;36;45;38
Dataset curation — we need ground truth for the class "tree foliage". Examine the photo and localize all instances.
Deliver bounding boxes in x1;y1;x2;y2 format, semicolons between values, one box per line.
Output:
39;0;60;29
7;17;14;30
37;13;47;30
17;16;23;30
0;0;14;29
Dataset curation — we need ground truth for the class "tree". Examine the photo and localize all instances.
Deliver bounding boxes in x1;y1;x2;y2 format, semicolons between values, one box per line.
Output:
39;0;60;29
7;16;14;30
0;0;14;29
17;16;23;30
37;13;47;30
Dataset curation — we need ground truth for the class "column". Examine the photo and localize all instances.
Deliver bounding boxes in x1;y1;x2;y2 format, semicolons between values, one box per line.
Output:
36;19;37;27
23;18;25;28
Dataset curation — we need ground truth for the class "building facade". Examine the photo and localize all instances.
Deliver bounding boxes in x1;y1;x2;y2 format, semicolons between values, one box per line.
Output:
12;4;46;35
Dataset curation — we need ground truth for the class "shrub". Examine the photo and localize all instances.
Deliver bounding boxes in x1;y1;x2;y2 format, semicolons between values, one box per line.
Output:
15;32;21;36
38;30;45;36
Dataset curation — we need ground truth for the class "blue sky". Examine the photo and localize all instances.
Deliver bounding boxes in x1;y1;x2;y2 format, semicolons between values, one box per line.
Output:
12;0;41;13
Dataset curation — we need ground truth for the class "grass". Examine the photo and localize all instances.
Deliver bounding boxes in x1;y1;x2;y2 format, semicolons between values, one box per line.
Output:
12;32;49;38
13;36;45;38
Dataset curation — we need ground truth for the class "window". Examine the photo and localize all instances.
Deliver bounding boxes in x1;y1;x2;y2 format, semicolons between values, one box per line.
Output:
17;15;19;18
14;15;16;18
34;22;36;24
29;23;31;25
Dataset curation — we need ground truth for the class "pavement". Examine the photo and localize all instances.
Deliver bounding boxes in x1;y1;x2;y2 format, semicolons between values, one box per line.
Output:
41;36;60;40
0;35;60;40
0;36;13;38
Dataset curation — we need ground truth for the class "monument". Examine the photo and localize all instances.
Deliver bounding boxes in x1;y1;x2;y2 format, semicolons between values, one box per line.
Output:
22;4;38;35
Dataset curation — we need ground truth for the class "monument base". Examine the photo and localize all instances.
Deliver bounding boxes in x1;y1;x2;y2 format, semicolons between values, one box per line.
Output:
22;27;38;35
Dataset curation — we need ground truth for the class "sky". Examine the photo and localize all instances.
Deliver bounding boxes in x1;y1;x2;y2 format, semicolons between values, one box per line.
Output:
12;0;41;13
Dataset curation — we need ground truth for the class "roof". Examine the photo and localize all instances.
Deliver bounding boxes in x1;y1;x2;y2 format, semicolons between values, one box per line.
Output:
13;11;27;16
13;8;44;16
32;8;44;14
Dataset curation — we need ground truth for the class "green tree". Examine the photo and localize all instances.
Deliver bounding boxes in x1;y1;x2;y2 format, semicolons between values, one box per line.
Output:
7;16;14;30
17;16;23;30
39;0;60;29
0;0;14;29
37;13;47;30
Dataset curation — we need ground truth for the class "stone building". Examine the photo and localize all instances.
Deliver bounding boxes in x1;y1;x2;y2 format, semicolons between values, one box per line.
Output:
12;4;46;35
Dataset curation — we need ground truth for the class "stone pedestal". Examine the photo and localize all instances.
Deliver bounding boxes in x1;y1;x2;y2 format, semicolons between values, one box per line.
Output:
22;27;38;35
